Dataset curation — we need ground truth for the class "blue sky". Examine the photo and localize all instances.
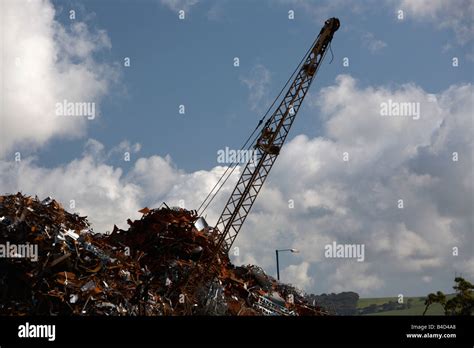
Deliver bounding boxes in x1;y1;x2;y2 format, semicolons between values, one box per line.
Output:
37;0;472;172
1;0;473;297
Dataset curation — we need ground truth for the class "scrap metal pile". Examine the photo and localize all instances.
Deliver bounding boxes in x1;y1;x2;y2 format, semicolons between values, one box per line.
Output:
0;193;326;316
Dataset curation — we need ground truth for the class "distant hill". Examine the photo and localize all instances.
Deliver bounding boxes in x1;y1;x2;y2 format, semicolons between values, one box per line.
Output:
357;295;456;315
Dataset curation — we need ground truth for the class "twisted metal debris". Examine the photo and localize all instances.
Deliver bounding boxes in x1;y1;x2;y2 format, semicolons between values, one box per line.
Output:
0;193;326;316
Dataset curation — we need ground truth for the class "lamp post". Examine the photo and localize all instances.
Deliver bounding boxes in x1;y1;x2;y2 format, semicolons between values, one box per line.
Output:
275;248;299;281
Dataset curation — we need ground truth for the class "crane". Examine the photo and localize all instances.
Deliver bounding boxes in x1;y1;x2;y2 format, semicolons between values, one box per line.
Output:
209;17;340;255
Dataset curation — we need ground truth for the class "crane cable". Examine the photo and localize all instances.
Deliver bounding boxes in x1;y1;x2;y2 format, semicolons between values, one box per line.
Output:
198;122;268;215
197;34;321;216
200;43;332;217
328;41;334;64
197;34;322;216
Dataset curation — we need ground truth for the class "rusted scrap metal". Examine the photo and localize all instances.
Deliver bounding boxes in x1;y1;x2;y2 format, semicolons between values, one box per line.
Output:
0;193;327;316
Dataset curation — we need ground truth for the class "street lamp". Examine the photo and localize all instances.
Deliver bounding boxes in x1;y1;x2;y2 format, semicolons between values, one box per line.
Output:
275;248;299;281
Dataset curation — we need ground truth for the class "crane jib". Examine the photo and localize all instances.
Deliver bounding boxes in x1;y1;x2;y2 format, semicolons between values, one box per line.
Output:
212;18;340;255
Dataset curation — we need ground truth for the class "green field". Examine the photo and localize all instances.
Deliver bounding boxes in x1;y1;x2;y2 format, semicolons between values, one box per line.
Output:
357;295;455;316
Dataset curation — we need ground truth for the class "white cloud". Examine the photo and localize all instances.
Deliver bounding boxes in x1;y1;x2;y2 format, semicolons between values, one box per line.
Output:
128;155;184;200
329;263;384;295
240;64;272;112
362;32;388;53
278;0;371;23
398;0;474;44
232;75;473;295
282;262;314;289
0;146;142;234
422;276;433;283
107;140;142;160
0;0;118;158
160;0;199;13
0;138;236;234
280;0;473;46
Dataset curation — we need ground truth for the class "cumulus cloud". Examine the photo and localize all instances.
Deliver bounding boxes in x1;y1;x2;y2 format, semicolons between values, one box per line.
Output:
1;74;472;297
282;262;314;289
233;75;473;295
0;0;118;158
329;263;384;294
0;139;235;234
0;145;142;234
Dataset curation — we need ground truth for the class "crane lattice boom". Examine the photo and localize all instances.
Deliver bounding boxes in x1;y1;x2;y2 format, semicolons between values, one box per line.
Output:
212;18;340;254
